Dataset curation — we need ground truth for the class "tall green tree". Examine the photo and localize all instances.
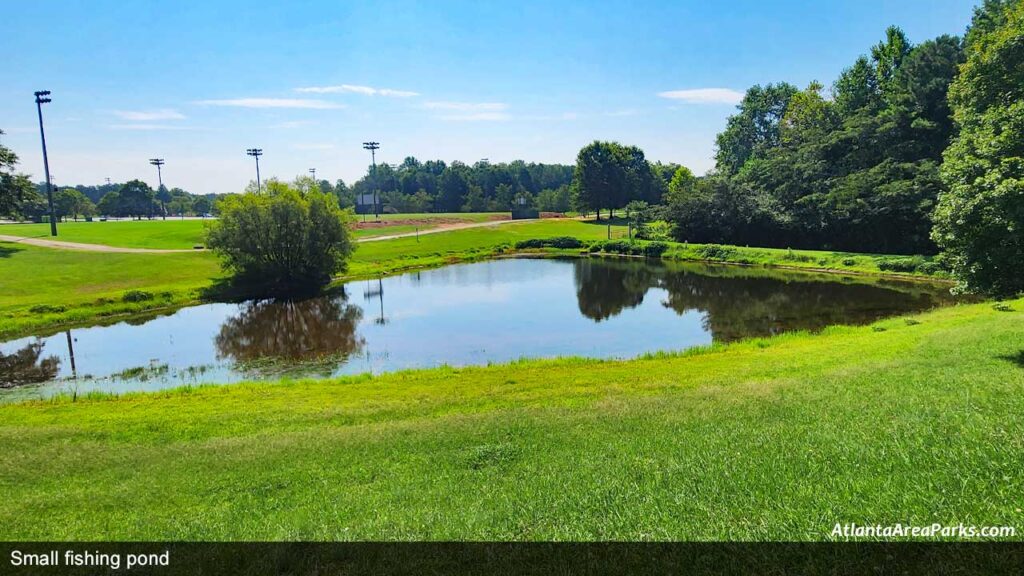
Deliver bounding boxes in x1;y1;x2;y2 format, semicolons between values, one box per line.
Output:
118;180;155;219
0;130;40;220
933;0;1024;296
714;83;799;174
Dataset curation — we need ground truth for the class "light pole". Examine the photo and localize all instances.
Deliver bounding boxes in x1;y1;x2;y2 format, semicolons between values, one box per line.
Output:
309;167;316;181
34;90;57;236
247;148;263;193
362;141;380;220
149;158;165;219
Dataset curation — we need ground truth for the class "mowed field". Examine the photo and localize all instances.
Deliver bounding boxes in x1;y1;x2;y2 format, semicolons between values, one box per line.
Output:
0;298;1021;539
0;212;513;248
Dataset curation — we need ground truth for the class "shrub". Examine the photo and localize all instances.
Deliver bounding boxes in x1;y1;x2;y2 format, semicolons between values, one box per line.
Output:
877;257;925;273
28;304;66;314
121;290;154;303
842;258;857;266
916;261;942;275
695;244;737;261
514;236;584;250
206;185;355;293
643;242;669;257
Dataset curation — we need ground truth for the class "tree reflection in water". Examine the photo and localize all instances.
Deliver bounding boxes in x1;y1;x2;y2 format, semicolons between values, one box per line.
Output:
0;341;60;388
215;293;365;375
573;259;954;340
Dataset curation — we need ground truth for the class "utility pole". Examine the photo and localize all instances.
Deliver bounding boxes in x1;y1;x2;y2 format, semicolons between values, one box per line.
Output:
309;167;316;181
362;141;380;220
34;90;57;236
149;158;165;219
247;148;263;193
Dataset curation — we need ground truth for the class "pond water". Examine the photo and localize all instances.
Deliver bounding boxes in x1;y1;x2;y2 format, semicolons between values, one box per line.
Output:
0;257;956;401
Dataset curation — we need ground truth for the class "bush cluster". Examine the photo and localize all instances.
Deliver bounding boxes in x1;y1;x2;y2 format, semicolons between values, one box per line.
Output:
513;237;585;250
695;244;737;261
876;256;943;275
587;240;669;257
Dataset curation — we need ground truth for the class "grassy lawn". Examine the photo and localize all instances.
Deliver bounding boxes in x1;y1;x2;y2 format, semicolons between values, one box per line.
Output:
0;220;211;249
1;298;1021;540
0;213;512;248
1;219;947;339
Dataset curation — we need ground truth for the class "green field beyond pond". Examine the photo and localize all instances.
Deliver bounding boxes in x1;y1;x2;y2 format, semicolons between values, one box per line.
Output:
0;213;509;248
0;298;1021;539
0;218;949;339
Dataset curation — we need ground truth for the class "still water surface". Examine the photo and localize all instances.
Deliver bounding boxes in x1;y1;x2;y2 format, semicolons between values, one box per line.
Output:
0;258;955;401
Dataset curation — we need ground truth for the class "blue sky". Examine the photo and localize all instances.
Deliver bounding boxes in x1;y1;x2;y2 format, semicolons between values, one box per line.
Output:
1;0;976;194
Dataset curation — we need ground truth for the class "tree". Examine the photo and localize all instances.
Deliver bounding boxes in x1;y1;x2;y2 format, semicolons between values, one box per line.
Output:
192;197;212;217
933;0;1024;297
573;141;626;220
0;130;40;220
97;191;122;217
714;83;799;174
118;180;155;219
206;183;356;293
156;185;172;220
55;188;93;221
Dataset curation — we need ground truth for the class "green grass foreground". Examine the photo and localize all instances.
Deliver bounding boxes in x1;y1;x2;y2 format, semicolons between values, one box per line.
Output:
2;218;946;339
0;298;1021;540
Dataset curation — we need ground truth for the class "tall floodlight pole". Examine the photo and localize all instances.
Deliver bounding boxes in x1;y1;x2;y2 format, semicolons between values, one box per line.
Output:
34;90;57;236
149;158;165;188
150;159;166;219
309;167;316;181
362;141;380;220
247;148;263;193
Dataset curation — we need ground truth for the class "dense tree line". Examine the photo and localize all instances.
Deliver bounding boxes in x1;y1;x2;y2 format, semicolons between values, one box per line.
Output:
336;157;576;214
668;26;966;255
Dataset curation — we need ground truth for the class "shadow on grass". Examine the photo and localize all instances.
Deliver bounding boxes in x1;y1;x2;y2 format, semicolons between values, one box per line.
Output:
998;350;1024;369
580;216;630;226
0;243;25;258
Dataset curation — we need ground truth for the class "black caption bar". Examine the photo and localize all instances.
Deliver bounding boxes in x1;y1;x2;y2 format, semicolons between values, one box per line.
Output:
2;543;1024;575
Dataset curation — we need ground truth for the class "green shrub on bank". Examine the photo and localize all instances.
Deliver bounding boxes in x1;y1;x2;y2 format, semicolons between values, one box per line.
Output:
695;244;738;261
206;183;355;294
514;236;585;250
121;290;154;303
585;240;669;258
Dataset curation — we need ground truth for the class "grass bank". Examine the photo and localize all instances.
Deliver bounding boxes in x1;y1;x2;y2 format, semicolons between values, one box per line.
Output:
2;219;950;339
1;298;1021;540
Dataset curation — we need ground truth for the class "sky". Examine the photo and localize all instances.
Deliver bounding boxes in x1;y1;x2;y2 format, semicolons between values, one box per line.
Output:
0;0;977;195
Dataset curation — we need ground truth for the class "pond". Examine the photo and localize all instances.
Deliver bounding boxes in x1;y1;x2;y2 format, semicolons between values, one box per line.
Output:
0;257;957;401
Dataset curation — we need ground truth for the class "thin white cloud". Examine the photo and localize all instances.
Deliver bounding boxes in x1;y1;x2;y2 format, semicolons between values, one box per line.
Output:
108;124;194;131
605;109;640;117
296;84;419;97
272;120;314;129
291;143;336;150
196;98;345;109
112;109;186;121
424;101;508;112
656;88;744;104
437;112;511;122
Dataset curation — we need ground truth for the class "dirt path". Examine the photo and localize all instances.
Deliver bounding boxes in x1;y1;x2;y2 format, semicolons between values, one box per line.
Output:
0;218;547;253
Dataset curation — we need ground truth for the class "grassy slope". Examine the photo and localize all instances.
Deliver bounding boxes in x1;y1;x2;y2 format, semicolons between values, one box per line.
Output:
1;219;945;339
0;299;1021;540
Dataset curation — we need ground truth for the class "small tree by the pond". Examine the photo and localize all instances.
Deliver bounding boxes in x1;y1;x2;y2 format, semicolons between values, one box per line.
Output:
206;183;355;294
